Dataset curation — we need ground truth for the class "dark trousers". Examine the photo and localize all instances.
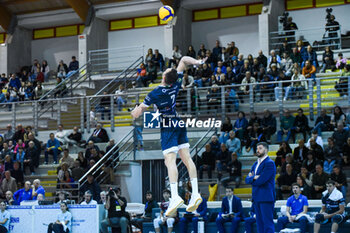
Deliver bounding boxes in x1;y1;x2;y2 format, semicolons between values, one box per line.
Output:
244;217;256;233
23;160;35;173
199;165;212;179
47;223;69;233
216;215;241;233
255;202;274;233
276;216;308;233
0;225;7;233
45;149;59;163
179;216;204;233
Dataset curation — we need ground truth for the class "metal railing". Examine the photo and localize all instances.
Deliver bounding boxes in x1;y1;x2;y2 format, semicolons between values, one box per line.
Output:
270;25;342;51
78;128;134;188
1;75;349;132
88;46;144;74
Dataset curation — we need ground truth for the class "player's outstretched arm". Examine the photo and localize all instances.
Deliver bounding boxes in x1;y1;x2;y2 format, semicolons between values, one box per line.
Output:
177;56;207;73
131;103;148;119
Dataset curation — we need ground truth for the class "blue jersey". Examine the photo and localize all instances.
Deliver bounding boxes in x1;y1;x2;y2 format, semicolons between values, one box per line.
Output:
286;194;308;216
143;73;183;117
322;189;345;214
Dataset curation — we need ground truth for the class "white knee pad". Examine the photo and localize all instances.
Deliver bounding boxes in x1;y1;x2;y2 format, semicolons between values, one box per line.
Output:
153;218;161;228
166;218;175;228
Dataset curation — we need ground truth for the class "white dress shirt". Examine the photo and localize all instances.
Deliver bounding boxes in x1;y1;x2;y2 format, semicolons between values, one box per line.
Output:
254;154;268;175
228;196;233;213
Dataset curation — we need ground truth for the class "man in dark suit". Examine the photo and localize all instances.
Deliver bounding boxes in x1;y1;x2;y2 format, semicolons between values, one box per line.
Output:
215;187;242;233
293;139;309;164
245;142;276;233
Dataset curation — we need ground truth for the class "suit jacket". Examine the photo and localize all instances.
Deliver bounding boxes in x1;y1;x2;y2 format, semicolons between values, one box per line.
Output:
220;195;242;217
293;146;309;163
195;197;208;218
245;156;276;203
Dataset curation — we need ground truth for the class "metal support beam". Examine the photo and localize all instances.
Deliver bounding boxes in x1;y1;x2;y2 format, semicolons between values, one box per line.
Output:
0;5;12;32
308;79;314;121
65;0;90;22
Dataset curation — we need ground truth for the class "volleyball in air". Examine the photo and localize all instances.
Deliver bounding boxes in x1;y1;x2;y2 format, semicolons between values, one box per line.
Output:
159;5;174;22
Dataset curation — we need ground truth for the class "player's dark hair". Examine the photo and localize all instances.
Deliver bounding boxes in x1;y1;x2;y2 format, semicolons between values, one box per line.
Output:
146;190;153;195
226;187;234;191
162;189;171;195
257;142;269;151
164;69;178;86
326;180;335;186
292;183;300;188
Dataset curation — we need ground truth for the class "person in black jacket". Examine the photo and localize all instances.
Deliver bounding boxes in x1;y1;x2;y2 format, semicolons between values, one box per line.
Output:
88;124;109;143
257;50;267;68
308;138;325;162
312;108;332;136
152;49;164;72
79;174;101;203
261;109;277;142
221;153;242;188
131;191;158;231
293;139;309;164
330;165;347;198
292;108;309;142
216;143;230;181
199;144;215;179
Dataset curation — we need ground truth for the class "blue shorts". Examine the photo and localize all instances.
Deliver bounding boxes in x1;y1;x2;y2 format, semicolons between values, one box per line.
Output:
161;126;189;155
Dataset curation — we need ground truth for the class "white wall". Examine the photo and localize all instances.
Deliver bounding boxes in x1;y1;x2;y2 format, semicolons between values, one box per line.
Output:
108;26;167;57
192;15;260;57
31;36;78;70
288;4;350;45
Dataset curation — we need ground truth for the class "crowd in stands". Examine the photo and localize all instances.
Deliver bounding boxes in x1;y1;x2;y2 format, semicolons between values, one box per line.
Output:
0;56;80;110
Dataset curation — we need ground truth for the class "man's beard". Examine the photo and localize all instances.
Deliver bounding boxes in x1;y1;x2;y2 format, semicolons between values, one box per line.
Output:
256;152;265;158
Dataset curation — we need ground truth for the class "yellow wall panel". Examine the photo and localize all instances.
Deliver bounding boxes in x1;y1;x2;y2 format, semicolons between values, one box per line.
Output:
0;34;5;43
34;28;54;39
56;25;77;37
79;25;85;34
316;0;345;7
286;0;313;10
110;19;133;30
134;16;158;28
248;3;263;15
159;19;168;25
194;9;219;21
220;5;246;18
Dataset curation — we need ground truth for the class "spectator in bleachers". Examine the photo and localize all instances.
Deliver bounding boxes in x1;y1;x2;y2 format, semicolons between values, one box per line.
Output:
277;109;295;143
55;124;73;147
186;45;196;58
212;40;222;60
34;82;44;100
205;50;216;71
216;143;230;181
300;166;313;187
67;56;79;78
330;165;347;199
5;191;15;206
143;61;157;86
280;52;293;77
71;160;84;181
26;133;41;168
181;72;194;89
10;162;24;188
85;141;100;161
324;155;336;175
96;91;111;120
320;46;335;72
276;183;309;233
168;45;182;68
296;40;306;59
290;67;307;100
293;139;309;164
80;174;101;203
53;77;67;98
8;74;21;90
210;135;220;157
230;60;241;82
145;48;154;64
59;149;74;169
246;123;265;154
12;124;24;143
194;63;211;87
261;109;276;142
45;133;61;164
267;50;281;68
41;60;50;81
313;109;332;137
77;151;88;169
31;179;45;200
312;163;329;198
332;123;349;150
136;63;147;87
215;187;242;233
152;49;164;72
296;174;312;198
0;171;17;198
279;41;292;57
23;141;36;175
292;108;309;142
81;190;97;205
335;52;347;69
131;191;158;231
247;112;261;130
214;61;227;75
206;84;220;112
240;72;256;103
35;66;45;83
342;137;350;166
257;50;267;68
330;106;346;130
220;47;231;67
13;139;25;154
88;123;109;143
267;63;279;81
335;64;350;97
13;181;32;204
225;131;241;156
276;163;296;200
221;153;242;188
324;137;341;164
290;47;302;65
303;45;318;68
99;191;106;205
57;60;69;79
197;44;206;58
6;87;18;111
275;141;292;168
14;147;25;169
67;126;83;146
199;144;215;179
233;111;248;142
114;84;127;111
281;153;301;175
0;143;12;160
229;41;239;58
238;60;252;82
302;60;316;80
302;151;318;173
153;189;176;233
308;138;324;161
314;180;345;233
30;59;39;74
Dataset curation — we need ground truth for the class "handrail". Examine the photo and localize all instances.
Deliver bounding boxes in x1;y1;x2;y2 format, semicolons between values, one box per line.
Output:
78;128;134;186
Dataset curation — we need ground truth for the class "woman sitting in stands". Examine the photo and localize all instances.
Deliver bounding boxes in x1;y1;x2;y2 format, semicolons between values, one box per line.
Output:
47;202;72;233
